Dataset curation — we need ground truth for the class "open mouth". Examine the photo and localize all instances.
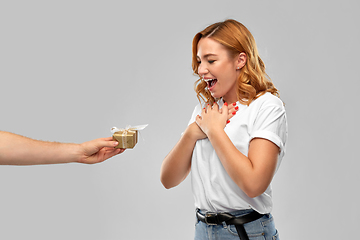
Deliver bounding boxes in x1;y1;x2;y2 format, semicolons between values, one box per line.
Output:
205;79;218;90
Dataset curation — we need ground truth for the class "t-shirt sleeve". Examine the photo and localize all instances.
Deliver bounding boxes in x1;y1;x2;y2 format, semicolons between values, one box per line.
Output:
249;100;288;156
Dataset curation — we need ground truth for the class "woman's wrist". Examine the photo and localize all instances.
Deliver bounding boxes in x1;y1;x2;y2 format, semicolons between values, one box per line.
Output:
184;122;207;142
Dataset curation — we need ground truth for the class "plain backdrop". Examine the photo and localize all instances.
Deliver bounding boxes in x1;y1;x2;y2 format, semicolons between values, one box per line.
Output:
1;0;359;239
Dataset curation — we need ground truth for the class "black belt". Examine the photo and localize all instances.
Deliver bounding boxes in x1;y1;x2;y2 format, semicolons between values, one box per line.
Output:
196;209;264;240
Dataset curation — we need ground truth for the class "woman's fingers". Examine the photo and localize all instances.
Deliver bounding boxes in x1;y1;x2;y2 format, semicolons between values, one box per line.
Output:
227;102;239;123
201;101;239;124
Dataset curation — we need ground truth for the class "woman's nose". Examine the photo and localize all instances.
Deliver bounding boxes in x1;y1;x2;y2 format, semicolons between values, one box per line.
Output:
197;63;208;76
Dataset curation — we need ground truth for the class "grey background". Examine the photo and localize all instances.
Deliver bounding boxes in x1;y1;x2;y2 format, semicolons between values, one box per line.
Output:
1;0;359;239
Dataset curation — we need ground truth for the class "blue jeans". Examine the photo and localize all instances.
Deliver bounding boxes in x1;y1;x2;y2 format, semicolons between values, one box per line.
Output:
194;209;279;240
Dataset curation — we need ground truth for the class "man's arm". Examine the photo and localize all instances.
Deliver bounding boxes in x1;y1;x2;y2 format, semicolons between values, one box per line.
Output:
0;131;124;165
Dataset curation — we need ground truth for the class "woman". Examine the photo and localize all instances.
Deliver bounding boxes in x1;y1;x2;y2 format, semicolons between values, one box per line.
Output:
160;19;287;240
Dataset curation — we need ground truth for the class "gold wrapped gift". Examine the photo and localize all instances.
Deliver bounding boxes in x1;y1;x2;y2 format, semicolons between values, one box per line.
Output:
112;129;138;149
111;125;148;149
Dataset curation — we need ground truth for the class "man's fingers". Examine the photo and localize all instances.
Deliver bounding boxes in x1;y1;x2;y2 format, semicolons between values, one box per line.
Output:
92;137;119;148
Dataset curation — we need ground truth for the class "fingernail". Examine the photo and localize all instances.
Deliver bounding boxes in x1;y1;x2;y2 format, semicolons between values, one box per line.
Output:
232;102;236;106
235;106;239;111
224;102;228;106
232;111;236;115
227;120;230;124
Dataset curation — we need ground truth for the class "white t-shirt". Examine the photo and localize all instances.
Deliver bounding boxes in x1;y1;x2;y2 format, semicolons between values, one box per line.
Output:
188;92;288;214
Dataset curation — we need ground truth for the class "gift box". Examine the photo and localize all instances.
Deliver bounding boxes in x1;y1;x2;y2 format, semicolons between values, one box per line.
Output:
112;129;138;149
111;125;148;149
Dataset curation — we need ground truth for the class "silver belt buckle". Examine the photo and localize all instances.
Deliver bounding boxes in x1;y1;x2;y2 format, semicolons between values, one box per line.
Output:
205;212;218;225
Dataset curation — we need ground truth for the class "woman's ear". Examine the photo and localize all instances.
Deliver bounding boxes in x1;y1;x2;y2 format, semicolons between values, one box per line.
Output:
236;52;247;70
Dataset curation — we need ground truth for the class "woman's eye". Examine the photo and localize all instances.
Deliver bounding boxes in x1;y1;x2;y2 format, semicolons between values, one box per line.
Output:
208;60;215;64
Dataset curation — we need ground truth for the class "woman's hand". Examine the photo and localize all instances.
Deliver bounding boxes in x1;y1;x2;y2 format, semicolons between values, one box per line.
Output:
195;102;229;136
227;102;239;123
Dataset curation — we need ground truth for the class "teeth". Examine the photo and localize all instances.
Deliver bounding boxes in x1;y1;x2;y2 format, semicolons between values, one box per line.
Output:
204;79;215;82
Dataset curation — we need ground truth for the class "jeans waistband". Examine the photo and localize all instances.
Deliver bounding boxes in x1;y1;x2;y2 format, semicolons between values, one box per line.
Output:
197;208;254;217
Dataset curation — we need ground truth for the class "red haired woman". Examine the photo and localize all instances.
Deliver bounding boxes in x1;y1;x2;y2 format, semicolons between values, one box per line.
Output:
161;19;287;240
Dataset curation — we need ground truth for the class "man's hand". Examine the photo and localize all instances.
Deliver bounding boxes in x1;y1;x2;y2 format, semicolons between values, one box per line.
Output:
77;137;125;164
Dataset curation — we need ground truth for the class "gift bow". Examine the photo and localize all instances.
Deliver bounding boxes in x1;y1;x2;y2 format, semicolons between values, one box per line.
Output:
111;124;148;134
